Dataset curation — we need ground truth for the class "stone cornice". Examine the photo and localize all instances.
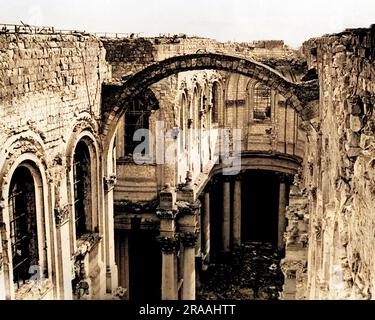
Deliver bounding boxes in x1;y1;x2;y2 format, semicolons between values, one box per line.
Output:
114;198;159;214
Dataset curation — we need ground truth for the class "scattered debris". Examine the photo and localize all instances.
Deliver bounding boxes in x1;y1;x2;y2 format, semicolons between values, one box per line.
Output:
198;242;284;300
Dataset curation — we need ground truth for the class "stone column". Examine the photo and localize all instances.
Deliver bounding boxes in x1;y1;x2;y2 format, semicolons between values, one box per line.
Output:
278;174;287;251
202;192;210;266
222;177;231;253
104;176;118;294
118;231;129;296
157;185;179;300
232;176;242;247
54;205;72;300
157;235;179;300
181;232;198;300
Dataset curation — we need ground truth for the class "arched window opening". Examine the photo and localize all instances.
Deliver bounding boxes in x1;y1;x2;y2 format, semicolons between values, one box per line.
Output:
124;99;150;156
73;141;91;239
185;97;192;152
124;90;158;157
179;99;185;153
8;166;39;288
253;84;271;121
212;82;220;123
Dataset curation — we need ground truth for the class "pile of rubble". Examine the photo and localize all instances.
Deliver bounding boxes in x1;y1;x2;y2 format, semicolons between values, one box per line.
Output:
198;242;284;300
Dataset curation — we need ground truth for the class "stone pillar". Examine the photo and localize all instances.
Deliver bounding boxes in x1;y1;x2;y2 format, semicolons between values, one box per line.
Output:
104;176;118;294
222;178;231;253
232;176;242;247
157;185;179;300
54;205;72;300
278;174;287;251
118;231;129;297
177;199;200;299
202;192;210;267
181;233;198;300
157;235;179;300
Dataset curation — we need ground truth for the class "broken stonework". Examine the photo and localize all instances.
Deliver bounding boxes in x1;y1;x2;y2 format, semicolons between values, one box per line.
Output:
302;27;375;300
198;242;284;300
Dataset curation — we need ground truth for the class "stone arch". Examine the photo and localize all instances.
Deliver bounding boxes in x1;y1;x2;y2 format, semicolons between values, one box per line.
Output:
191;82;202;130
245;78;257;122
179;90;188;128
65;127;102;253
66;121;102;171
102;53;319;143
0;133;49;185
0;143;53;299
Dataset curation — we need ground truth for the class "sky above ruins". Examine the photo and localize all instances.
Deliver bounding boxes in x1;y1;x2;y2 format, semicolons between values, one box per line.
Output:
1;0;374;48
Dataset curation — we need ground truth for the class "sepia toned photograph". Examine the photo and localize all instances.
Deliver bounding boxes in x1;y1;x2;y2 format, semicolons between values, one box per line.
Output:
0;0;374;313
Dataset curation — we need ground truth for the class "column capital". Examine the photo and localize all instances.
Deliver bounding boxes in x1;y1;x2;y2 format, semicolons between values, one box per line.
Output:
180;232;198;248
177;200;201;216
157;235;180;254
156;209;178;220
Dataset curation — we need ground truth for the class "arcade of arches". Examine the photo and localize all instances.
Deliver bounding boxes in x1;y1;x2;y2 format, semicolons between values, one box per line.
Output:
0;25;374;300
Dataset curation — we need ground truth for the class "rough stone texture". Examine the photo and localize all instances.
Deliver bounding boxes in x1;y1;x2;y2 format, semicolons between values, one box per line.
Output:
101;36;306;80
1;24;374;301
0;32;110;300
281;181;309;300
301;27;375;299
0;33;110;175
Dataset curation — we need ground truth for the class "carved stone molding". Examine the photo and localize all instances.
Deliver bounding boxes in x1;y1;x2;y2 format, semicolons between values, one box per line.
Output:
54;205;71;226
179;80;187;91
159;183;177;210
177;200;201;216
114;198;159;214
180;232;198;248
72;253;90;299
156;209;178;220
104;175;117;192
72;116;99;136
281;259;307;274
156;235;180;253
1;135;50;184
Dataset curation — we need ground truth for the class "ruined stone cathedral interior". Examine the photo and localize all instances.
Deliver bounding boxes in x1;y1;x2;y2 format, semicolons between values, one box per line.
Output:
0;21;374;301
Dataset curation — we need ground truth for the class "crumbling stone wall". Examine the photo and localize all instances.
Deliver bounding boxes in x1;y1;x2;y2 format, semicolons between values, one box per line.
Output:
0;33;109;150
101;36;306;80
0;32;110;299
302;27;375;299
